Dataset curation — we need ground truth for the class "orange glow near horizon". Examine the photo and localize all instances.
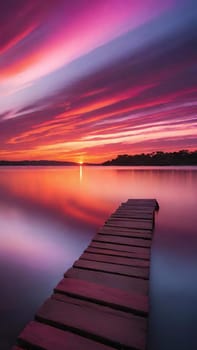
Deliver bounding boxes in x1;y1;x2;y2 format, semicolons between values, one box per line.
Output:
0;1;196;162
2;86;197;163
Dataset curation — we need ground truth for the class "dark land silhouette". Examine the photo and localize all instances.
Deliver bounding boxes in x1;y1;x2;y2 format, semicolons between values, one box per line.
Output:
1;150;197;166
102;150;197;166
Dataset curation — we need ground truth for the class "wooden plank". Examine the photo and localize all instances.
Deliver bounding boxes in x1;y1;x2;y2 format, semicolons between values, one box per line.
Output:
115;207;154;213
80;252;150;267
112;212;153;220
99;224;152;235
107;217;152;225
123;201;157;208
119;207;154;214
99;225;152;235
110;215;152;222
125;199;159;209
110;211;153;222
90;241;150;255
73;259;149;279
65;268;148;295
93;234;151;248
85;246;150;261
98;228;152;240
106;219;153;230
125;199;157;204
116;207;154;213
105;220;153;231
17;321;113;350
122;201;156;206
54;278;148;316
119;205;155;212
116;206;154;211
53;292;137;321
36;298;147;350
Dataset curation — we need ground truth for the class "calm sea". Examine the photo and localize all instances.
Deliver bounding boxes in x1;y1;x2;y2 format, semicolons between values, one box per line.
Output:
0;166;197;349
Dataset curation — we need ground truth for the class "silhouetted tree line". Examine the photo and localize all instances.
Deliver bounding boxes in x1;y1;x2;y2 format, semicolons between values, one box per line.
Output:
1;150;197;166
102;150;197;166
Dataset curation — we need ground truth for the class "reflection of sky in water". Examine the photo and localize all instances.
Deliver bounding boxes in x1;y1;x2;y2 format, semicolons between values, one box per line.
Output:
0;204;83;269
149;193;197;350
0;166;197;349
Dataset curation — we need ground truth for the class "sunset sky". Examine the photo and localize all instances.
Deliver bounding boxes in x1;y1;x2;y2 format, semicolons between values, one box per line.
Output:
0;0;196;163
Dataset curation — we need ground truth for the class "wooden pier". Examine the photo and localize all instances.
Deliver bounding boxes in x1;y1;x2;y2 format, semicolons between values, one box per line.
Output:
13;198;159;350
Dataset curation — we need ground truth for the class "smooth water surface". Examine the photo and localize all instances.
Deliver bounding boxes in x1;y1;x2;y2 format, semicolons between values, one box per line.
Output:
0;166;197;349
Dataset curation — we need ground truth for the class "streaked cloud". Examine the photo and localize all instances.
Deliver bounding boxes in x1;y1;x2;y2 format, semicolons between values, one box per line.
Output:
0;0;196;162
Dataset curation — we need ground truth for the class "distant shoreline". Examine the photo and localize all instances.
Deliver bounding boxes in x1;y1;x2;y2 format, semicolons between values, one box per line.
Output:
1;150;197;166
0;160;77;166
102;150;197;166
0;163;197;167
0;164;196;167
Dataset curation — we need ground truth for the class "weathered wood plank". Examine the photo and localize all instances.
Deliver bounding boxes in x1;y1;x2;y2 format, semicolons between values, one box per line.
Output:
90;241;150;255
53;292;144;323
119;205;155;212
107;217;152;224
110;212;153;222
109;215;153;225
105;219;153;231
122;201;156;206
65;268;148;295
74;259;149;279
117;207;154;213
99;225;152;235
125;199;157;204
52;292;136;321
17;321;113;350
98;228;152;240
112;212;153;220
125;199;159;209
93;234;151;248
80;252;150;267
36;298;146;350
54;278;148;316
85;246;150;260
119;207;154;214
113;208;154;213
99;224;152;235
